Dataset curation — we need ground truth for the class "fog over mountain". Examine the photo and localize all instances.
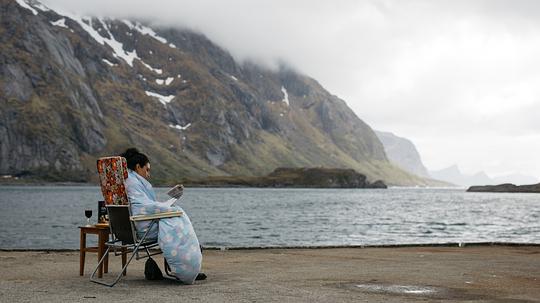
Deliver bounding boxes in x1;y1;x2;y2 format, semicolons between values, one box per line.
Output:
2;0;438;185
430;165;539;187
37;0;540;181
375;130;539;186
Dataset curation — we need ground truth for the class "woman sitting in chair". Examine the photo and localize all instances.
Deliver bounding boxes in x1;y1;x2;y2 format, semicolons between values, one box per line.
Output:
120;147;205;284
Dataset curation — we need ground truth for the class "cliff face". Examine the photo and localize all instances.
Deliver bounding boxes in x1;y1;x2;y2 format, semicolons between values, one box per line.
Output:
375;131;429;178
1;0;423;185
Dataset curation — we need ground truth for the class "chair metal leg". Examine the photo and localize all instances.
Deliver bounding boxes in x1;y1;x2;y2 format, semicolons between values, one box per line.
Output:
164;258;173;277
90;247;115;286
163;258;181;281
90;223;156;287
91;246;139;287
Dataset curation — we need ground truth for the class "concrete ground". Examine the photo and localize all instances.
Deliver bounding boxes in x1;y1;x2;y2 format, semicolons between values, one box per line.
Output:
0;245;539;302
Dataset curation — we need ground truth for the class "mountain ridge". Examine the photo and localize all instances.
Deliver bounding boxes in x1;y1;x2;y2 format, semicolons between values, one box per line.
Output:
1;0;426;185
430;165;539;187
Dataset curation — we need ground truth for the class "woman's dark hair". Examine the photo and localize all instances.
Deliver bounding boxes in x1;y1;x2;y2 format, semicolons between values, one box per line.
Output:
120;148;149;170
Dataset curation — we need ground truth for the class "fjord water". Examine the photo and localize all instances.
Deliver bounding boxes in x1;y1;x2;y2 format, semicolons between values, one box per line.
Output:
0;186;539;249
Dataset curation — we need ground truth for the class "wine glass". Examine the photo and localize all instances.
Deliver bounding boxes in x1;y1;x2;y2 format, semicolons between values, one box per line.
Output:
85;209;93;226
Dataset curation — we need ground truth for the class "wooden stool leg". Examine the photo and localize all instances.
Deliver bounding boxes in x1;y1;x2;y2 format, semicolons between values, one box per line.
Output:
104;253;109;274
101;229;109;274
79;230;86;276
97;232;105;278
121;247;127;276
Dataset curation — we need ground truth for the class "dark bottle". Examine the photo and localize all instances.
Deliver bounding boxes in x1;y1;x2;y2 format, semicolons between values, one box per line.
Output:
98;200;108;223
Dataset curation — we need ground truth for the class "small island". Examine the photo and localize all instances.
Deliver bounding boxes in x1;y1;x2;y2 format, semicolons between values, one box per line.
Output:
467;183;540;193
182;167;387;189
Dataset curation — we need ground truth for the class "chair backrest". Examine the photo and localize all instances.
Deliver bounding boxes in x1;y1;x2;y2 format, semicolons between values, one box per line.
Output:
107;205;135;244
97;156;129;205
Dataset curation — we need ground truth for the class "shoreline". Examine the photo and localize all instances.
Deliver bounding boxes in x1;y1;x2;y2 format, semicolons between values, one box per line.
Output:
0;182;462;189
2;241;539;252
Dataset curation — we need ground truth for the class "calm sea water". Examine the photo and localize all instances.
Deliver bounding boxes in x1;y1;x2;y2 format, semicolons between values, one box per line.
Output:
0;186;539;249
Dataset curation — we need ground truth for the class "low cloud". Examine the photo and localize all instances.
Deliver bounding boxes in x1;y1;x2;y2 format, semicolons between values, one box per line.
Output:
41;0;540;178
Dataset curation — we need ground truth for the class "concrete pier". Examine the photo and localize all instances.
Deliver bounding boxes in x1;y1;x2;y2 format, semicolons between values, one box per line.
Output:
1;245;539;302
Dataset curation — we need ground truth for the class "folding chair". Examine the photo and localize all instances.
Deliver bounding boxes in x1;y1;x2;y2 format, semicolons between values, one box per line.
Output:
91;156;182;287
90;205;182;287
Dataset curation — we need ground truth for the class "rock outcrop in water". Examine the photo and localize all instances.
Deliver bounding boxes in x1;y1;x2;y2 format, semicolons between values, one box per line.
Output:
467;183;540;193
183;167;387;188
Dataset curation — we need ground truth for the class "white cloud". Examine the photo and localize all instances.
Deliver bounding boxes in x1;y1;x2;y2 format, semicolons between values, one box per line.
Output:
40;0;540;179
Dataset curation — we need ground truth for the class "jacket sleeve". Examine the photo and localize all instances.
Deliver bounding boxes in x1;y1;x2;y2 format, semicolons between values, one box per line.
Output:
125;178;175;215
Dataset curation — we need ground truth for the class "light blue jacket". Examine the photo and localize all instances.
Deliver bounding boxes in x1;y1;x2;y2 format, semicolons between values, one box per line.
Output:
125;169;174;239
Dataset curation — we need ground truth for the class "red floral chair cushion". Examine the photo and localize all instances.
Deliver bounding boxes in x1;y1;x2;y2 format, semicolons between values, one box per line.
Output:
97;156;129;205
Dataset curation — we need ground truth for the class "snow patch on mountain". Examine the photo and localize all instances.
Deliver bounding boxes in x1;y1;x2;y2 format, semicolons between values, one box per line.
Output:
15;0;38;15
281;86;290;106
145;91;175;105
53;10;140;66
139;60;163;74
122;20;169;45
169;123;191;130
102;59;117;67
32;1;50;11
36;2;140;67
50;18;68;28
156;77;174;85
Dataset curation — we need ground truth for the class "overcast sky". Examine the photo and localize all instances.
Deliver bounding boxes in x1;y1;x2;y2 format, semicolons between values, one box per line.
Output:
41;0;540;179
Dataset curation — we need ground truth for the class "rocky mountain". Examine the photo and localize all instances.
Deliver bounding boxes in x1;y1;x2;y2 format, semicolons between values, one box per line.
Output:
375;130;429;178
0;0;425;185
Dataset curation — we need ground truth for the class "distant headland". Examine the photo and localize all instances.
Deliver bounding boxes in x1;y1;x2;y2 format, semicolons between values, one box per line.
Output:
182;167;387;189
467;183;540;193
0;167;388;189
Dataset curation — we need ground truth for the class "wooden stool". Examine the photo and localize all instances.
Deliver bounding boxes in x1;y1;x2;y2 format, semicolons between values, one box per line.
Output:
79;225;113;278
